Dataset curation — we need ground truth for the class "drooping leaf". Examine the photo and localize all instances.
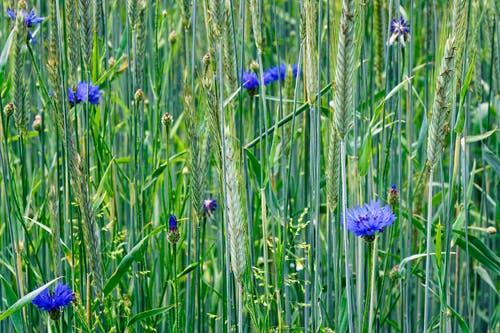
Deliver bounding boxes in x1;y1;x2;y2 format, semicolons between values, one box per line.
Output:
104;226;164;295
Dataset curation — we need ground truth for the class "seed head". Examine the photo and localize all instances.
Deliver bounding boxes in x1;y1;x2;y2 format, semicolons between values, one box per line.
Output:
32;114;42;132
388;185;399;209
169;30;177;44
3;103;16;117
202;53;211;67
390;265;401;280
249;60;259;72
162;113;173;128
134;89;144;102
167;214;180;244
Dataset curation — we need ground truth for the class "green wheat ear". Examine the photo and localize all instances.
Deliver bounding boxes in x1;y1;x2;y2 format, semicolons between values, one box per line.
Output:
326;122;340;212
331;0;355;139
12;3;28;135
303;0;317;105
223;130;247;282
427;37;455;170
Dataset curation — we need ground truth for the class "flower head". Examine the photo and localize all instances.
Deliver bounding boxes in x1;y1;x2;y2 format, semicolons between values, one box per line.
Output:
388;185;399;208
3;103;16;118
263;64;286;85
389;17;410;47
68;82;103;106
342;199;396;241
168;214;180;244
292;64;301;78
32;282;75;321
241;71;259;93
162;112;174;127
7;8;45;42
203;199;217;219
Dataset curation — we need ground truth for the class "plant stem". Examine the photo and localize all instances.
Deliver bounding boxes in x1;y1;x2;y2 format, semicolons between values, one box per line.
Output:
362;240;375;333
340;140;354;332
173;243;179;333
238;281;243;333
423;168;434;332
368;237;377;333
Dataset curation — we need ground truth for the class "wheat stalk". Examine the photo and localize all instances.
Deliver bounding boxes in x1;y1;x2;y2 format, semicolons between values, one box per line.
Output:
373;0;384;85
426;37;456;170
452;0;468;85
223;130;246;281
248;0;262;49
332;0;355;139
65;0;78;80
303;1;318;104
222;0;237;94
79;0;93;72
424;36;455;332
332;1;356;331
48;0;103;295
12;3;28;135
326;122;340;212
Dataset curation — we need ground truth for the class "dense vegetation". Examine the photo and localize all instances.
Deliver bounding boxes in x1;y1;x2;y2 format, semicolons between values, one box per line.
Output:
0;0;499;332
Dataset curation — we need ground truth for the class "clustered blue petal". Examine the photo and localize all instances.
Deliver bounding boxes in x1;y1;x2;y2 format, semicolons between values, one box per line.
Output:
389;17;410;46
68;82;103;106
6;8;45;43
263;63;286;85
24;9;45;27
32;282;75;315
342;199;396;238
241;63;299;93
203;199;217;218
241;71;259;90
292;64;301;78
6;8;15;20
169;214;178;231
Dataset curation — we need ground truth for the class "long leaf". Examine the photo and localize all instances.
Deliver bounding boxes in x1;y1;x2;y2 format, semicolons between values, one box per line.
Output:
127;305;174;327
0;277;62;321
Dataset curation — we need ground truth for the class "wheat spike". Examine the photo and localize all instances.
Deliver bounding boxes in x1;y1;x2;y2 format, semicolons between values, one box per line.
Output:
326;121;340;212
48;0;103;295
223;131;247;281
332;0;355;139
12;4;28;135
427;37;456;170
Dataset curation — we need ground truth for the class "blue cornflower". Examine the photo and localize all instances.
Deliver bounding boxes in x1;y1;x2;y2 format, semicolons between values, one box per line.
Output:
292;64;301;78
169;214;178;231
68;82;103;106
342;199;396;241
203;199;217;219
241;71;259;93
32;282;75;321
263;63;286;85
168;214;180;244
389;17;410;47
7;8;45;43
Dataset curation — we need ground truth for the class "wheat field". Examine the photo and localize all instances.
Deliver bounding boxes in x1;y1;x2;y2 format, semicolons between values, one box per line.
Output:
0;0;498;332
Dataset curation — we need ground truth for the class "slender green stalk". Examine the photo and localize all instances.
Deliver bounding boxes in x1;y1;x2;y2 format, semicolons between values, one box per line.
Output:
173;243;179;333
361;240;376;333
368;237;377;333
423;169;434;332
340;140;354;332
